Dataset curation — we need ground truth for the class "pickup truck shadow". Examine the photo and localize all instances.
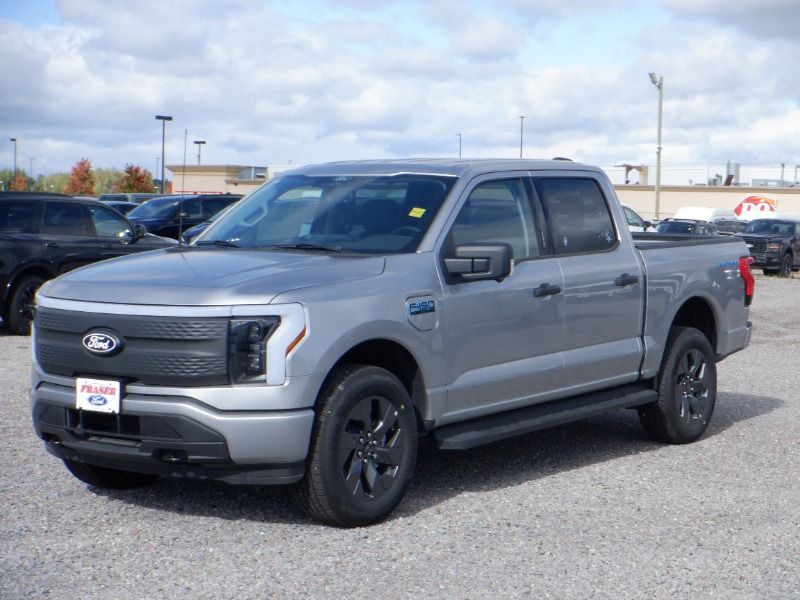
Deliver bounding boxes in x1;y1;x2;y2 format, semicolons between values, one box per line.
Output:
90;392;781;525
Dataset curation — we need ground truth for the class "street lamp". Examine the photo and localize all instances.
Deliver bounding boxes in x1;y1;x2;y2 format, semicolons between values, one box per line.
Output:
456;133;462;159
9;138;17;179
794;164;799;186
155;115;173;193
648;72;663;219
519;116;526;159
193;140;206;165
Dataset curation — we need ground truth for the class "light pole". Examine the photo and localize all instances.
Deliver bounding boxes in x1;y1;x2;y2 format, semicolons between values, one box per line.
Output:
155;115;173;193
9;138;17;179
648;72;663;219
794;164;799;186
193;140;206;165
519;116;526;159
456;133;462;159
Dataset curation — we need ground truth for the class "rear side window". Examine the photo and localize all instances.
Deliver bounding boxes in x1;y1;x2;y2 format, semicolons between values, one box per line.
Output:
42;203;88;236
535;177;616;254
0;201;38;232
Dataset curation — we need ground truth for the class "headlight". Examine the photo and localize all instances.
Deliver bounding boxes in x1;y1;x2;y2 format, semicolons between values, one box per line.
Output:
227;304;307;386
766;242;782;252
229;318;279;383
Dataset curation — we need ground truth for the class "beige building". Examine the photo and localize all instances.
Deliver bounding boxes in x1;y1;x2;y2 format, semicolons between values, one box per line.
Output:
616;184;800;221
165;164;294;195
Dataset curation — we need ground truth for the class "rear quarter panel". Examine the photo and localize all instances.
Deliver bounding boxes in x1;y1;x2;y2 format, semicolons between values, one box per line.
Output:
636;235;751;378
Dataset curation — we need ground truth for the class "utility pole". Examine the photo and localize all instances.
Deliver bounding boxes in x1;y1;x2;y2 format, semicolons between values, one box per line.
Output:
519;116;526;158
155;115;173;194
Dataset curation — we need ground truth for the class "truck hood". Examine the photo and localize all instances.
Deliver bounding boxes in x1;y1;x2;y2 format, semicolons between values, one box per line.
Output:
42;247;386;306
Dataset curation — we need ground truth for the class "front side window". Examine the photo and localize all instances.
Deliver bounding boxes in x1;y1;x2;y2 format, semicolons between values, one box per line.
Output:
535;177;616;254
202;174;455;254
448;178;542;260
128;198;179;219
86;205;133;238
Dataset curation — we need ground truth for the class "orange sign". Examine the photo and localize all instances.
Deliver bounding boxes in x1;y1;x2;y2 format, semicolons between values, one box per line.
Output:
734;195;778;217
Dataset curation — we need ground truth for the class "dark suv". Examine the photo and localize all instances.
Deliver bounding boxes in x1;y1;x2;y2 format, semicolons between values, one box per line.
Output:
740;218;800;277
127;194;242;239
0;194;176;334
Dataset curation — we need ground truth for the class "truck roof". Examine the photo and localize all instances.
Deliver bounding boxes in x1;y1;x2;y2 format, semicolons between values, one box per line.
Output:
289;158;601;178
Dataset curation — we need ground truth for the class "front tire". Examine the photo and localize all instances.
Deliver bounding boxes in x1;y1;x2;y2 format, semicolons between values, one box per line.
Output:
778;253;793;278
63;459;158;489
297;365;418;527
639;326;717;444
7;274;45;335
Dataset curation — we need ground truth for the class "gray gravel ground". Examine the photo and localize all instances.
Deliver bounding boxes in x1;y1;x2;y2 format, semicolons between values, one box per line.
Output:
1;275;798;599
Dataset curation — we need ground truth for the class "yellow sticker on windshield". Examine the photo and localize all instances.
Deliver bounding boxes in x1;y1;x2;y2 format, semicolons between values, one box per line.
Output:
408;207;426;218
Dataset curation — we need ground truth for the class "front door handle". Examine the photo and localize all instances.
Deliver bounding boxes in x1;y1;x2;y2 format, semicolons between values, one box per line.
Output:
45;241;58;248
533;283;562;297
614;273;639;287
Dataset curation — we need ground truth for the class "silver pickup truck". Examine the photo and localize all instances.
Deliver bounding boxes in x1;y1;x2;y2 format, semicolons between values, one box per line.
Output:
31;159;754;526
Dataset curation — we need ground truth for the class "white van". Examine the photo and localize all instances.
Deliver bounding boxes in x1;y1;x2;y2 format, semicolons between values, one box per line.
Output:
673;206;737;222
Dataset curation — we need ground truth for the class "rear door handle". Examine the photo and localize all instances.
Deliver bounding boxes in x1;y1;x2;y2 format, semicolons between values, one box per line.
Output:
614;273;639;287
533;283;562;297
45;242;58;248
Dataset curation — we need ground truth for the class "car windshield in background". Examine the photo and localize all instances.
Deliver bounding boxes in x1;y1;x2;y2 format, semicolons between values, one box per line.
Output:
201;174;455;254
742;220;795;234
127;198;179;219
656;221;698;234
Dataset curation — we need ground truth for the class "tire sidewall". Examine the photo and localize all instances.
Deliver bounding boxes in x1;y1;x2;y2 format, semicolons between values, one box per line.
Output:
314;366;417;525
8;274;45;335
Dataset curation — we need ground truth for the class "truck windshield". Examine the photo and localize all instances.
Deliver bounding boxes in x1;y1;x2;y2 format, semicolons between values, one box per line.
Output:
200;174;455;253
742;220;795;234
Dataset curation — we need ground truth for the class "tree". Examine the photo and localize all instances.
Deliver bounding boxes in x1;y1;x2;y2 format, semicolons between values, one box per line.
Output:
0;169;30;191
64;159;96;195
94;167;123;194
114;164;155;193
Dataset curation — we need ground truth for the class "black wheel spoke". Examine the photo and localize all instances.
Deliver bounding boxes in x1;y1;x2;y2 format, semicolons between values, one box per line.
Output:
343;456;364;496
372;398;398;438
350;397;373;430
362;460;379;494
373;444;403;466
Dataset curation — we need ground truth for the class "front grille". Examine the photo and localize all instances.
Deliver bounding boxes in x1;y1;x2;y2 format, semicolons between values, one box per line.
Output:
35;307;230;386
741;237;767;253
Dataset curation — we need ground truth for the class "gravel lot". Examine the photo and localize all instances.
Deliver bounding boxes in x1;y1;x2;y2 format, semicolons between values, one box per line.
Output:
1;275;798;599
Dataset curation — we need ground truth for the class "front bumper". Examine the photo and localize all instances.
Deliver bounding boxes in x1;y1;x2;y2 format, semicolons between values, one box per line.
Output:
748;252;782;268
31;377;315;485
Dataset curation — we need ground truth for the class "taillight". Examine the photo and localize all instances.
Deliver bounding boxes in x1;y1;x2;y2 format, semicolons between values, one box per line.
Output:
739;256;754;307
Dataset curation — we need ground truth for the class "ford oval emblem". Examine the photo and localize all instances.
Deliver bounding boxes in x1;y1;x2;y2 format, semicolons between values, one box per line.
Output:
82;331;123;356
87;395;108;406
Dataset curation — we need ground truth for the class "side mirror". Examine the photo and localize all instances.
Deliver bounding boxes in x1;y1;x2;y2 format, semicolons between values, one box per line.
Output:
444;243;512;282
643;221;653;231
134;224;147;238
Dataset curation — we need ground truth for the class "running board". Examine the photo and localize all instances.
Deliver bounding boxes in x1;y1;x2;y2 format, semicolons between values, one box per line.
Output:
433;384;657;450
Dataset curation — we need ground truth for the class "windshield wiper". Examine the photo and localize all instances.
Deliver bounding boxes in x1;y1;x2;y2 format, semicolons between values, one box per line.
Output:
265;243;343;253
195;239;241;248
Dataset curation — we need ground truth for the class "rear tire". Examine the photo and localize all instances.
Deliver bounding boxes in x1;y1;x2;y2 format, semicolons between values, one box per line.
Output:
296;365;418;527
639;326;717;444
63;459;158;489
7;274;45;335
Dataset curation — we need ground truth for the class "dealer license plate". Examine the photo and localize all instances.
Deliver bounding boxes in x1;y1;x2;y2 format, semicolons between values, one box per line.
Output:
76;377;121;414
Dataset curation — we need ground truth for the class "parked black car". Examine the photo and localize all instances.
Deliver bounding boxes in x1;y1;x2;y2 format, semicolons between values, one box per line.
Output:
655;218;718;235
102;200;139;215
0;194;177;334
740;218;800;277
127;194;242;240
180;199;242;243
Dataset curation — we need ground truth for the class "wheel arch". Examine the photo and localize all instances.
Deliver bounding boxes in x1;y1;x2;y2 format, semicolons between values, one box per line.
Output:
669;295;717;352
319;338;429;431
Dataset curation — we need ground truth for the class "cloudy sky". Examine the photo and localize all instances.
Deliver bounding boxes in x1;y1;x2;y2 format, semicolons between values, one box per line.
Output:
1;0;799;177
